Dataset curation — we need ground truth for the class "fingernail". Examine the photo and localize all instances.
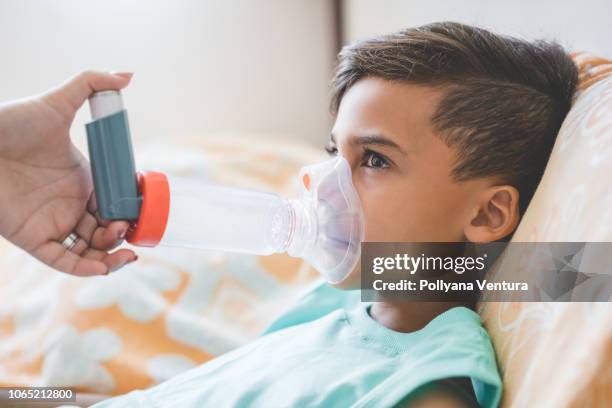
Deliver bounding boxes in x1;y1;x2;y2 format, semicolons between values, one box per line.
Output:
120;255;138;268
118;228;127;240
112;71;134;79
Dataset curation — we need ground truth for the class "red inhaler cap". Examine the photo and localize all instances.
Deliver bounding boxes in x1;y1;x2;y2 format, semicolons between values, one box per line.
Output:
126;171;170;247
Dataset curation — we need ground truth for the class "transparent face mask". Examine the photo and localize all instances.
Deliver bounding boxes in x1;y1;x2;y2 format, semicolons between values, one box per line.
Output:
287;156;365;283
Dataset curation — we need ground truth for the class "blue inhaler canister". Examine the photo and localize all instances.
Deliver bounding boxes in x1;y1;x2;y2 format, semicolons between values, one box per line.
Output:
85;91;141;221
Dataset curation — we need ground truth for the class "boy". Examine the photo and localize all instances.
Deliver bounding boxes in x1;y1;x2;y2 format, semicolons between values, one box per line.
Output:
94;21;578;407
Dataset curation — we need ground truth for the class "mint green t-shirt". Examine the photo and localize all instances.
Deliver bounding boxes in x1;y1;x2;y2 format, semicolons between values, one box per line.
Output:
94;280;502;408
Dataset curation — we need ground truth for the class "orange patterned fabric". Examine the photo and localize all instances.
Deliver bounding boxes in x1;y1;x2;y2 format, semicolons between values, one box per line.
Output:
479;52;612;407
571;51;612;93
0;137;327;395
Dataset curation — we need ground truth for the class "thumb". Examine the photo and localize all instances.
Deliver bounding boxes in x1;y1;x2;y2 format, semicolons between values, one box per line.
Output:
46;70;134;112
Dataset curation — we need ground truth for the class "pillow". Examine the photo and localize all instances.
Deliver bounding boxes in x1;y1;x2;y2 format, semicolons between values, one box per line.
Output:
478;53;612;407
0;135;328;395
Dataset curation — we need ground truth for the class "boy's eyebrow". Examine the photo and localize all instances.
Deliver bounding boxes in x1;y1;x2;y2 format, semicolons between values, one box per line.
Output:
330;133;408;155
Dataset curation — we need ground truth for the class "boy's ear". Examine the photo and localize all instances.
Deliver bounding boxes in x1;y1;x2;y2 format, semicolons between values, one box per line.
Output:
464;185;520;243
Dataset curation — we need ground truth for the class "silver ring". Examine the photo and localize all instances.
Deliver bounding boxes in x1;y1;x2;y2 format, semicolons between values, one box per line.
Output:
61;232;80;251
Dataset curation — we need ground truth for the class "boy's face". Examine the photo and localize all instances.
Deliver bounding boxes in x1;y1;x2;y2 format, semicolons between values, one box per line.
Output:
329;77;497;288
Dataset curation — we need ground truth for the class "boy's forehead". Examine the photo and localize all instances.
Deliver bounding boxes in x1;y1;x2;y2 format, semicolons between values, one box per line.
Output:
332;77;442;148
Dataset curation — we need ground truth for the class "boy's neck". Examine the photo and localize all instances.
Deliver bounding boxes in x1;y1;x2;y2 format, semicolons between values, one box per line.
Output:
369;300;473;333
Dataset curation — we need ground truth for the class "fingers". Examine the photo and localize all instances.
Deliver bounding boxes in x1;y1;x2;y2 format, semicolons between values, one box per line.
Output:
34;240;138;277
89;247;138;273
65;254;110;277
74;211;129;251
84;191;132;250
48;70;134;112
90;220;130;250
87;192;111;227
69;207;137;275
73;211;99;246
32;230;138;276
73;247;137;276
66;235;137;275
33;241;109;276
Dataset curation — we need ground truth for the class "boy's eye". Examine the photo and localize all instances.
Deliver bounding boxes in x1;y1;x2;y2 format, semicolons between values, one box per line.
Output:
325;144;338;156
363;148;390;170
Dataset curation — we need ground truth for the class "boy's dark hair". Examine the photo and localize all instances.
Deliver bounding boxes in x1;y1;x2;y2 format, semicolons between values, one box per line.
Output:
331;21;578;218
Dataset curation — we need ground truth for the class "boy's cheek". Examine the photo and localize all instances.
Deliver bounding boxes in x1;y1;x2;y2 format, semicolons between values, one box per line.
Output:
359;193;396;240
358;183;423;241
362;203;412;242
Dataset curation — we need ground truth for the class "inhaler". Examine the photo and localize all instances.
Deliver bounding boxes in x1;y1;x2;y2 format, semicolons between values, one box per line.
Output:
85;91;364;284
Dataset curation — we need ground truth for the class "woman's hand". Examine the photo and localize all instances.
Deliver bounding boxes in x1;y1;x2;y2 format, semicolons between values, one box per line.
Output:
0;71;138;276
